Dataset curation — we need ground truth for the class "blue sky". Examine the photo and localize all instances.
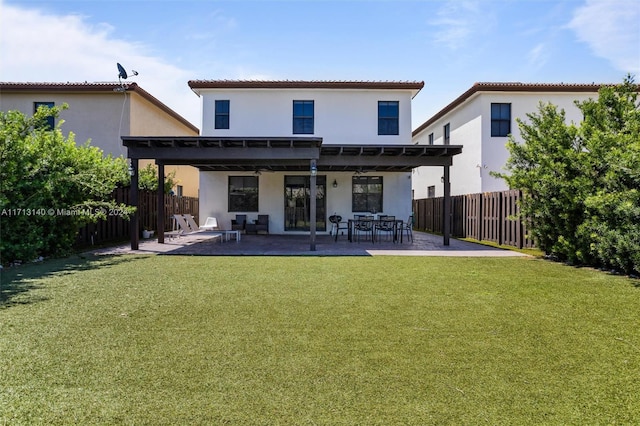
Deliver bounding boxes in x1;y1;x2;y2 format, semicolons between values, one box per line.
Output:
1;0;639;130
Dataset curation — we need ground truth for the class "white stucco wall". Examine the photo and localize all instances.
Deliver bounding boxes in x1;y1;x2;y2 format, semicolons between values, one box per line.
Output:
412;90;599;198
199;88;414;144
200;171;413;234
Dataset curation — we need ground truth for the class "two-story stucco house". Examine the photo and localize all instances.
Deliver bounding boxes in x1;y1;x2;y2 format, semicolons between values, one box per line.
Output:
411;82;604;198
123;80;462;249
192;80;424;234
0;82;200;197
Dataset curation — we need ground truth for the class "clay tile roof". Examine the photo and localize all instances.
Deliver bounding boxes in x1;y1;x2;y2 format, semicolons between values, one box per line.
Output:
188;79;424;93
0;81;198;133
412;82;612;136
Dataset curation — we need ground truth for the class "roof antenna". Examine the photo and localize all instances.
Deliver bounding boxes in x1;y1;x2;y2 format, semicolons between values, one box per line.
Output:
115;63;139;92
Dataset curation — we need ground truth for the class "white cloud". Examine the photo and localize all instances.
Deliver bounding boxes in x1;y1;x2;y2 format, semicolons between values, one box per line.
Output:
568;0;640;73
527;43;549;70
0;3;201;127
428;1;488;50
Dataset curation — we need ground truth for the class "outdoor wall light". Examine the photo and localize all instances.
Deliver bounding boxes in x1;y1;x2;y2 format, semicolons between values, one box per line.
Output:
310;159;317;176
332;179;338;188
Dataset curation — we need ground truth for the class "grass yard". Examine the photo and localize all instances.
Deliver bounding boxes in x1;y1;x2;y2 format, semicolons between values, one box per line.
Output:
1;254;639;424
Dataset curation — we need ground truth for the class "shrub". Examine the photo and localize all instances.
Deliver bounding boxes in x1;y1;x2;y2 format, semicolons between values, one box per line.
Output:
496;76;639;274
0;105;132;264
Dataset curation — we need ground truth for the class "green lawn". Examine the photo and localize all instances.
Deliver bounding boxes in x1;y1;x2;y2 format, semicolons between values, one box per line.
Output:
1;254;639;424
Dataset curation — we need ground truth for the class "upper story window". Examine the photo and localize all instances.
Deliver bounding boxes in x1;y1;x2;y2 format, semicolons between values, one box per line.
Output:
491;103;511;137
215;100;230;129
228;176;259;212
443;123;450;145
428;132;434;145
34;102;55;130
378;101;399;135
352;175;383;213
293;100;314;134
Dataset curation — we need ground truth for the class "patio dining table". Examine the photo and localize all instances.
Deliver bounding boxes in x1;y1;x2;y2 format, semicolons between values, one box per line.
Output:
347;218;405;243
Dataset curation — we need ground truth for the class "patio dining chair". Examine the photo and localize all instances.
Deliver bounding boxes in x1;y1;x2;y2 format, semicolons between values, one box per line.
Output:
375;216;396;242
329;214;349;242
401;214;414;243
353;217;374;243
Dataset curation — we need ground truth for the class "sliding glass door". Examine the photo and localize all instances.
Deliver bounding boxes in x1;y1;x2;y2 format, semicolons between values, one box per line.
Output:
284;176;326;231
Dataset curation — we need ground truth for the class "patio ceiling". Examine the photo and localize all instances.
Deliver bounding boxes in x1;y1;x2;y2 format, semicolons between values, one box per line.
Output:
122;136;463;172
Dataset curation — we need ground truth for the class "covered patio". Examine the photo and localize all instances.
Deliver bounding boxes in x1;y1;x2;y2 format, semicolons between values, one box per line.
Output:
122;136;463;251
94;230;528;257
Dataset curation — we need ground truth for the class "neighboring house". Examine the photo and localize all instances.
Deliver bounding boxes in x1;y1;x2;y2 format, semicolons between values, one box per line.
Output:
0;82;200;197
411;82;605;198
123;80;463;247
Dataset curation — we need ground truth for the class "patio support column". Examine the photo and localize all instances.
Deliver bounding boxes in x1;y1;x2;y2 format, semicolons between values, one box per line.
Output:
130;159;139;250
443;165;451;246
309;159;317;251
157;161;165;244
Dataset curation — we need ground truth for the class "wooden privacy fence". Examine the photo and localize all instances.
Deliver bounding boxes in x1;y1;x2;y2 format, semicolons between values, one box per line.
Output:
76;187;199;247
412;189;535;249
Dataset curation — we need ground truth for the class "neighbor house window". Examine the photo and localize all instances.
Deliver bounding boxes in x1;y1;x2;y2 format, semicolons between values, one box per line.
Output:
491;103;511;137
176;185;183;197
228;176;259;212
34;102;55;130
427;185;436;198
443;123;450;145
428;132;434;145
378;101;399;135
352;176;383;213
293;100;314;134
215;100;230;129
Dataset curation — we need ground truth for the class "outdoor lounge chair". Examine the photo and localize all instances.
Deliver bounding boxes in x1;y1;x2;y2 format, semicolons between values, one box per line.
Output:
199;217;220;231
183;214;202;232
164;215;187;239
173;214;194;234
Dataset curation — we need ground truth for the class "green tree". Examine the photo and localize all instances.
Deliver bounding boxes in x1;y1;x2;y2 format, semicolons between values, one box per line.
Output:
577;78;640;274
496;76;639;274
0;105;133;264
137;163;178;194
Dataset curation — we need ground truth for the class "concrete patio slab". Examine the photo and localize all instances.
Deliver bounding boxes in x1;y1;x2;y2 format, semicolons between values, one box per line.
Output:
91;230;529;257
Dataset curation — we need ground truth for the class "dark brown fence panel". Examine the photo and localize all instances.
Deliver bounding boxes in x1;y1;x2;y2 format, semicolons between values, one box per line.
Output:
433;198;443;234
501;190;521;248
75;188;199;247
465;193;482;241
451;195;465;237
413;189;535;249
500;190;537;249
481;191;501;244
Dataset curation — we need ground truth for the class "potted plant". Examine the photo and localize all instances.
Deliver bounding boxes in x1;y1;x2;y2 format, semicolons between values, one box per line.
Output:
142;229;155;239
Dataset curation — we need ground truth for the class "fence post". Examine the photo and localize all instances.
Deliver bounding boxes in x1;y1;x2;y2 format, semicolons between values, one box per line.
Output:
130;160;139;250
157;162;165;243
443;165;451;246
